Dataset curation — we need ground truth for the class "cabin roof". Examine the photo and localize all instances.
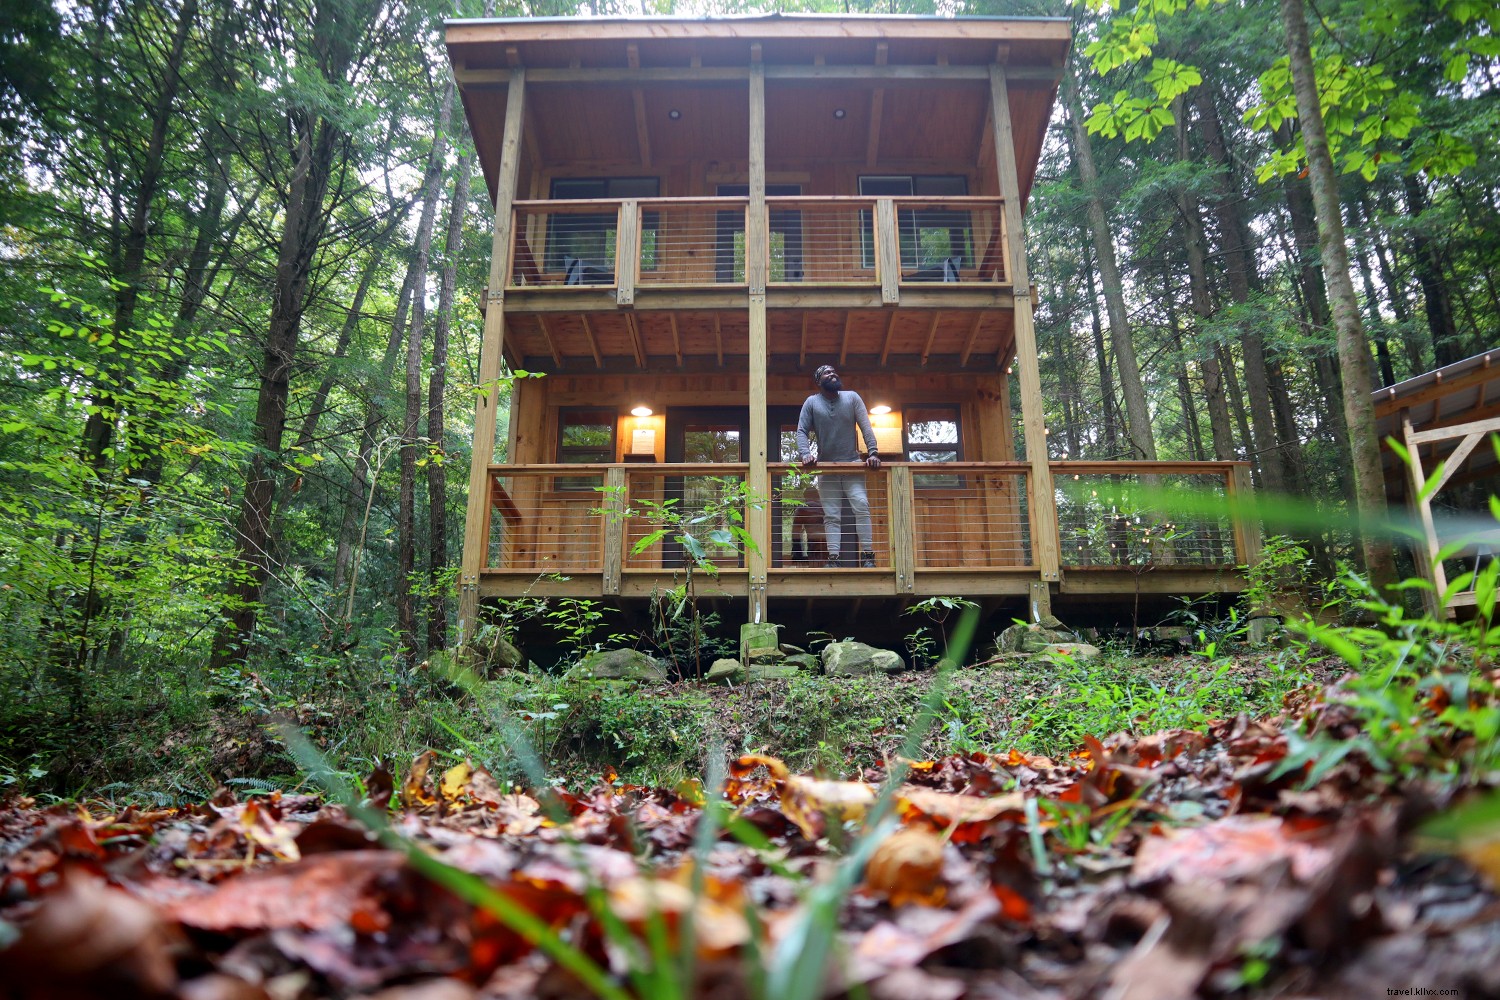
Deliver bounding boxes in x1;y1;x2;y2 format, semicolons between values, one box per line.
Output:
445;14;1069;206
1374;348;1500;498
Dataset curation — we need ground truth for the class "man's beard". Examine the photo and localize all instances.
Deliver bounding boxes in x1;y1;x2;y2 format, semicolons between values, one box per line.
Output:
821;377;842;393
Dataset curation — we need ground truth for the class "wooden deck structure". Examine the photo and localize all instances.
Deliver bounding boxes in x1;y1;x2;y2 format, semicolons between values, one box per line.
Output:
445;14;1260;636
1375;348;1500;617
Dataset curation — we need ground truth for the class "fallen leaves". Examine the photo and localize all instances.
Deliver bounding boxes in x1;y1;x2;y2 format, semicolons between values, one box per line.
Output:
3;677;1499;999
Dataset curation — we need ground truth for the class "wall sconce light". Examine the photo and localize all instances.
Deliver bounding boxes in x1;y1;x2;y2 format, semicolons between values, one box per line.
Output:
869;403;892;415
668;109;682;120
631;405;653;417
833;108;847;119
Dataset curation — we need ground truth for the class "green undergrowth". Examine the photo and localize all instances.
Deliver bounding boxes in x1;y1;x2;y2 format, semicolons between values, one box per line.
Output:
1;645;1325;802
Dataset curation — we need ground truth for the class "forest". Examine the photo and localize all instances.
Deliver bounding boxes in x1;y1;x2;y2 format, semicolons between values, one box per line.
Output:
2;0;1500;996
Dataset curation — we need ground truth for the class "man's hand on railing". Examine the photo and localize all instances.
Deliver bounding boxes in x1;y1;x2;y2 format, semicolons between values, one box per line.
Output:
800;455;817;469
865;452;881;472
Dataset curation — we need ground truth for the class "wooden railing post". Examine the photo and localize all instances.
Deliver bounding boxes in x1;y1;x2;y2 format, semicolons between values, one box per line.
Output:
1227;463;1263;571
746;60;770;623
615;200;637;307
890;465;916;593
602;466;626;596
458;66;525;644
876;197;901;305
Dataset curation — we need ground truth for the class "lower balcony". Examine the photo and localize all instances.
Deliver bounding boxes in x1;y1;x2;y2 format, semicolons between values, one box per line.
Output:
476;461;1258;609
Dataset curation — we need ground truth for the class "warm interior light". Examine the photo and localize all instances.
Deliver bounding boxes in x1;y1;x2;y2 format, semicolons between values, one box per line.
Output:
631;405;653;417
869;404;892;415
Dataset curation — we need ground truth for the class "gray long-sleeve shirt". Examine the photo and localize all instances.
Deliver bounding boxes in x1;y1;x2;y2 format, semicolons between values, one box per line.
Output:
796;390;878;464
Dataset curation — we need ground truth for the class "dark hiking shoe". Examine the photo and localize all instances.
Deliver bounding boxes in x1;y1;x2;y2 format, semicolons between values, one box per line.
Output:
860;551;876;568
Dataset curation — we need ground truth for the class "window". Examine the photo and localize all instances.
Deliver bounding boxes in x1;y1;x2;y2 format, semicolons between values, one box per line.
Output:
546;177;660;275
905;406;961;488
859;175;971;271
556;407;616;490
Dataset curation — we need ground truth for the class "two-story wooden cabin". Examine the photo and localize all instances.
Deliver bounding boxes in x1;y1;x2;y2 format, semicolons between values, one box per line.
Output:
445;14;1260;638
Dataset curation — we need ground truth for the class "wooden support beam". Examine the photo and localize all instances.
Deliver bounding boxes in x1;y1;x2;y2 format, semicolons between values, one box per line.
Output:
890;465;915;594
840;312;854;366
616;200;638;307
669;313;683;368
602;466;625;595
459;68;525;641
876;197;901;305
1227;463;1262;569
627;44;652;168
991;64;1059;583
959;312;984;368
625;312;646;369
580;314;603;368
865;42;887;168
879;310;900;366
535;315;563;369
798;312;808;369
714;313;724;367
1402;411;1448;618
747;61;770;624
920;310;942;367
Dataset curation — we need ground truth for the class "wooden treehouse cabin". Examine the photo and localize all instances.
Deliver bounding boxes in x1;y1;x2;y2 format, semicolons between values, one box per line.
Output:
446;14;1261;637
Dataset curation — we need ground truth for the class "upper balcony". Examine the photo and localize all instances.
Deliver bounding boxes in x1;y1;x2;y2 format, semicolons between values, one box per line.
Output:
495;194;1027;373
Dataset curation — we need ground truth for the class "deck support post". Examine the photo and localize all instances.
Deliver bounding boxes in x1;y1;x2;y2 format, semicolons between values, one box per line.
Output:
1401;411;1447;618
458;67;526;642
746;61;770;623
990;63;1060;586
603;466;626;596
890;465;916;593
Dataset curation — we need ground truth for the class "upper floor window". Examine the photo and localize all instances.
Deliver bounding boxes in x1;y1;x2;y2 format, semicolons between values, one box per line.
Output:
556;407;616;490
858;175;971;272
547;177;660;275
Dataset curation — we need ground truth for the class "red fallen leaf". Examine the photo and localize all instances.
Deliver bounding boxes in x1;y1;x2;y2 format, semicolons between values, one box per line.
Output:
0;867;181;999
1133;814;1337;884
992;883;1030;922
1132;729;1210;765
162;849;405;932
366;760;396;810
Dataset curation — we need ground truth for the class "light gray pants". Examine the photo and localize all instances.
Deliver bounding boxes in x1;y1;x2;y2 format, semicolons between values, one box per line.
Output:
818;473;871;559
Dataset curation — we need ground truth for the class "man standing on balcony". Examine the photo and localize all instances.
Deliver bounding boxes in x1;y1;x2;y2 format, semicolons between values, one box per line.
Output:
796;364;881;568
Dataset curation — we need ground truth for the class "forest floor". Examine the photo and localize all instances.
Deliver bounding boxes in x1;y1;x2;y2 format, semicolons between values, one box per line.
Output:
3;644;1500;999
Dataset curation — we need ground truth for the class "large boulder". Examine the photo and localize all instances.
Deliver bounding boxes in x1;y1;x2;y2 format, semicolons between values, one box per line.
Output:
1039;642;1101;662
782;653;819;672
567;648;666;683
461;629;527;676
997;618;1075;655
821;641;905;676
705;658;744;685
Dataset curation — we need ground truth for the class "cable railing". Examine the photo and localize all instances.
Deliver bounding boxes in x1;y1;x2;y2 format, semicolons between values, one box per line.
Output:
1052;463;1243;568
484;466;606;573
503;195;1009;293
621;464;750;572
770;465;890;568
909;463;1031;569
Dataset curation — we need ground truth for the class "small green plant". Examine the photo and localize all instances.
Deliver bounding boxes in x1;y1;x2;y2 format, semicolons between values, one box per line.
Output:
902;595;979;667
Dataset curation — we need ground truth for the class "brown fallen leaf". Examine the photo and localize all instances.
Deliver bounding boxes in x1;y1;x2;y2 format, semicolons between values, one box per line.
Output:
865;827;946;907
731;754;875;839
402;750;440;811
0;867;181;999
1133;814;1336;885
162;849;405;932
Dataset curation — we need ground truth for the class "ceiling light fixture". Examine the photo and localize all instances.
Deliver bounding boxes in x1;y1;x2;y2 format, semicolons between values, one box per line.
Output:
668;108;682;120
631;405;653;417
833;108;846;119
869;404;892;415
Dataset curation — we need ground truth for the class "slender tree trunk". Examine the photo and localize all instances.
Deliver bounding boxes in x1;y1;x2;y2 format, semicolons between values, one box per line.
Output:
1401;172;1464;366
1365;194;1425;374
1220;342;1256;465
427;149;474;652
1064;65;1156;460
397;82;455;658
1280;0;1397;589
1160;257;1206;460
1082;240;1119;457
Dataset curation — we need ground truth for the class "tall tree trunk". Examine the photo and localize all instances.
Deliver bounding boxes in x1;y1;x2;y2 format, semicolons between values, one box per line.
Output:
1174;98;1235;461
1194;87;1288;485
397;82;455;658
1364;193;1425;374
427;148;474;653
1401;172;1464;367
1160;257;1206;461
1279;0;1397;590
1063;65;1156;460
212;4;363;668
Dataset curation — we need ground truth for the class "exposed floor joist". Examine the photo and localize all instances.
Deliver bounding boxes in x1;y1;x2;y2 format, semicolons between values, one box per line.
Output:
920;311;943;367
669;313;683;367
626;312;647;368
535;315;563;368
879;311;900;366
960;312;984;367
579;315;603;368
714;314;724;366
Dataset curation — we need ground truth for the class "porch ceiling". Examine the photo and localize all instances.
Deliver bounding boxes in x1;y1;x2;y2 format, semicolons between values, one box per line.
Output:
499;306;1016;374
